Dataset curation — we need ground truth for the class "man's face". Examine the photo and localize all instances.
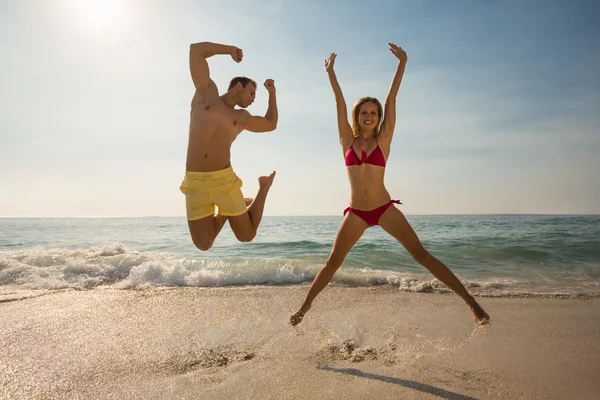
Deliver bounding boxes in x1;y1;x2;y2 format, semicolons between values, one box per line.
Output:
237;82;256;108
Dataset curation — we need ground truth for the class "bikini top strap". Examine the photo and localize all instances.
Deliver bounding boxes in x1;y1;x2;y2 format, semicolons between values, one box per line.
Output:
348;138;356;152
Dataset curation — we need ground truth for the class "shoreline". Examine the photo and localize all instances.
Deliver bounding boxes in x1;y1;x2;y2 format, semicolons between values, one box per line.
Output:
2;284;599;305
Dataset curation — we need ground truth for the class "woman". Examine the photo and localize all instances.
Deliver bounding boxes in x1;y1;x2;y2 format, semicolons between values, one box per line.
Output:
290;43;490;326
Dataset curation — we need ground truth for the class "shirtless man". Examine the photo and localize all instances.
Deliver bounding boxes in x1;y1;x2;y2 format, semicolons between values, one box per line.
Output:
180;41;278;251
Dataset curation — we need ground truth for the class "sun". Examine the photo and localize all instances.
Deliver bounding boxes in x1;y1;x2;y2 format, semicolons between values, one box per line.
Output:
75;0;125;32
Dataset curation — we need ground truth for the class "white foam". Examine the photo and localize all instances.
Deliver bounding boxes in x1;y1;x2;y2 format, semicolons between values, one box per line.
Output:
1;244;598;297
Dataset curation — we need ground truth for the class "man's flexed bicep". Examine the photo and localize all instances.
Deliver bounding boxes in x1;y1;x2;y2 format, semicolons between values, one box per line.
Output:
189;44;211;90
241;79;278;133
189;42;243;90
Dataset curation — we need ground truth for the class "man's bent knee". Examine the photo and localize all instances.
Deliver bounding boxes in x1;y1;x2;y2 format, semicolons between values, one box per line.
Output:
228;213;257;243
234;230;256;243
191;236;214;251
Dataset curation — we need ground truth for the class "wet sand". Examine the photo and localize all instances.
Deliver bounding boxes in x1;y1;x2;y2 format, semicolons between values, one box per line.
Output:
1;286;599;399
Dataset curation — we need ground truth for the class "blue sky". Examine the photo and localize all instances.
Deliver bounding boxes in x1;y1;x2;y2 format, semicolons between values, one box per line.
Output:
1;0;598;216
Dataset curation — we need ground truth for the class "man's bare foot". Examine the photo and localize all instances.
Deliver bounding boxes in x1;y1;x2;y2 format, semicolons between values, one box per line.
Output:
289;304;311;326
258;171;276;189
468;297;490;325
244;198;253;207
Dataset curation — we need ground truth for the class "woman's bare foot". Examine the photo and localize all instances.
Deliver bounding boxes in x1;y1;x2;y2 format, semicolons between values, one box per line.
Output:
289;304;311;326
258;171;276;189
468;296;490;325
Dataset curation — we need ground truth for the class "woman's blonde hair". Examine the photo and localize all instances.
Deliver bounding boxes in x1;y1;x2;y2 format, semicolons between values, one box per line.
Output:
351;97;383;138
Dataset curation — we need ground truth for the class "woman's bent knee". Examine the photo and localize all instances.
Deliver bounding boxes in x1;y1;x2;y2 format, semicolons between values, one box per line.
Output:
324;258;342;271
411;248;433;265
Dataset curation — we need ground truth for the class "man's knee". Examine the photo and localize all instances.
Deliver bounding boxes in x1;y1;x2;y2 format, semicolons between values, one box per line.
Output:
234;230;256;243
191;235;214;251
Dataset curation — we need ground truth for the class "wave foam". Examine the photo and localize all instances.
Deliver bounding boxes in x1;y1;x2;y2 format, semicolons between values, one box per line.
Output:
1;244;598;298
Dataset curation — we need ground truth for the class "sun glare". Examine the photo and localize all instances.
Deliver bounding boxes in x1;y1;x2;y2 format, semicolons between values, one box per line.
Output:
74;0;125;32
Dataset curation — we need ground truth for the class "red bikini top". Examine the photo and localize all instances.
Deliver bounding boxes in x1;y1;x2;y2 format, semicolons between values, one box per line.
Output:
344;139;386;167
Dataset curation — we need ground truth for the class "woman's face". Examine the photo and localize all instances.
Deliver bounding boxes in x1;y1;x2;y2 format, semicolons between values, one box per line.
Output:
358;101;380;131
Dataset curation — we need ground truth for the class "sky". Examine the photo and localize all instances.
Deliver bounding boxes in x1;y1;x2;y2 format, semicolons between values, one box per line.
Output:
1;0;599;217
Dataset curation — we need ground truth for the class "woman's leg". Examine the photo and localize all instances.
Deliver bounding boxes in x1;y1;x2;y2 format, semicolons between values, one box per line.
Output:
379;206;490;325
290;212;368;325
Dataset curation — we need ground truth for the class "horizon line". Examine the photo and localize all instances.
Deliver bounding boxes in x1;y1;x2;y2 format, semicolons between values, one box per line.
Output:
1;213;599;218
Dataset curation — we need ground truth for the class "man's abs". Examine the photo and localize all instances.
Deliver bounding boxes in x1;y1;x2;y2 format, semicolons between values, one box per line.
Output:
185;125;235;172
185;105;240;172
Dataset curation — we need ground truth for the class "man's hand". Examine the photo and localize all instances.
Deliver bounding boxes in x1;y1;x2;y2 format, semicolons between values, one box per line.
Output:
264;79;276;94
230;46;243;63
388;43;407;63
325;53;336;73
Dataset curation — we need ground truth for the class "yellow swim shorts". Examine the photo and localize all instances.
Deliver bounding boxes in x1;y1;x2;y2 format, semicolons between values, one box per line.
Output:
180;167;247;221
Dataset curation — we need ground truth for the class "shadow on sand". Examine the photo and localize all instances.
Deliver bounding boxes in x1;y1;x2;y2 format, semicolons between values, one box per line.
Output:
318;365;480;400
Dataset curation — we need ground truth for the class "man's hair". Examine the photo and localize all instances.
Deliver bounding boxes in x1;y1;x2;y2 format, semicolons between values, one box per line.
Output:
228;76;257;90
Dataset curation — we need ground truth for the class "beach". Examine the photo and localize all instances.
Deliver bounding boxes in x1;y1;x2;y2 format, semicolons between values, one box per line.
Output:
3;0;599;398
2;286;599;400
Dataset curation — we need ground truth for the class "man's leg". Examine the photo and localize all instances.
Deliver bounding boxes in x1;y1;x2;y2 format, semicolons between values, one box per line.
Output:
228;171;276;242
187;214;228;251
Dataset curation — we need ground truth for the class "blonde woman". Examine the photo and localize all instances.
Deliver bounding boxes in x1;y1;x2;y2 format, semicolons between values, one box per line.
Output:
290;43;489;326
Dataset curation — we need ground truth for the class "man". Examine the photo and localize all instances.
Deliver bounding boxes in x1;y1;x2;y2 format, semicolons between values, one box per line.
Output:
180;41;278;251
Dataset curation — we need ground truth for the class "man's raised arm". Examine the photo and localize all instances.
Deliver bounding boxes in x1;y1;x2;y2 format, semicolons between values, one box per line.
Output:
189;42;243;89
244;79;278;133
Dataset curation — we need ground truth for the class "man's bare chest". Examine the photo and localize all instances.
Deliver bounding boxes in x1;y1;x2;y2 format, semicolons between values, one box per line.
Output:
192;102;243;135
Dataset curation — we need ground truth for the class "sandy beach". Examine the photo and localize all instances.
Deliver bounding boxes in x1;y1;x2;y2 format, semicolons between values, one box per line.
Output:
1;286;599;399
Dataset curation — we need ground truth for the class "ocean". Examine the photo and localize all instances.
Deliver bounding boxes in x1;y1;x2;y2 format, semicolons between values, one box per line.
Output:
1;215;599;297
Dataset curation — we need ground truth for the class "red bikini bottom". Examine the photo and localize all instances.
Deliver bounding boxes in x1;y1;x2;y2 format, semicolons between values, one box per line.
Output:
343;200;402;227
